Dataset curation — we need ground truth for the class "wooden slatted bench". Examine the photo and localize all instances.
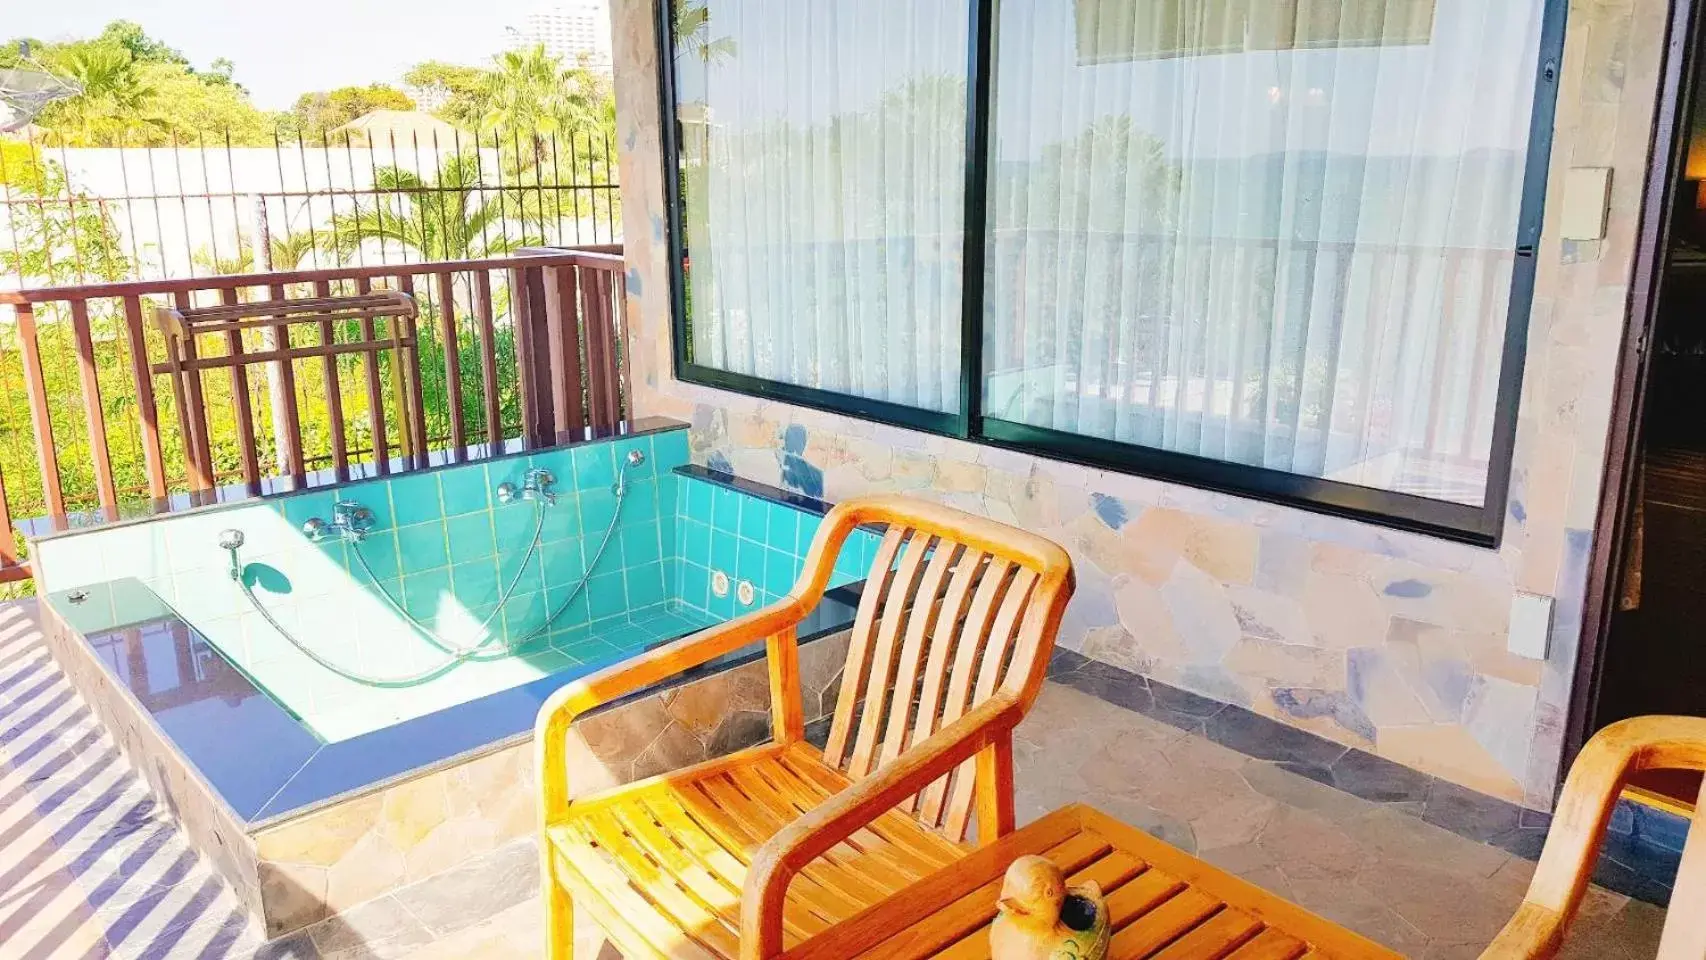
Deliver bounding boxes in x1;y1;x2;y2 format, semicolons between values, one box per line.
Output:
149;289;422;486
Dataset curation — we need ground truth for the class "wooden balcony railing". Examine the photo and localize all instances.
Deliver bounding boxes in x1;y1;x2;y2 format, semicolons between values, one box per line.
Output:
0;246;628;584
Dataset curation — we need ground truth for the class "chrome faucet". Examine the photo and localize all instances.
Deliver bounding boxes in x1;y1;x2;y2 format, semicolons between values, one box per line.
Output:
302;500;376;543
496;468;556;506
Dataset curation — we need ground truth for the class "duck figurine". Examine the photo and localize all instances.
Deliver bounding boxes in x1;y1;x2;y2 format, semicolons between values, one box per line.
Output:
991;855;1111;960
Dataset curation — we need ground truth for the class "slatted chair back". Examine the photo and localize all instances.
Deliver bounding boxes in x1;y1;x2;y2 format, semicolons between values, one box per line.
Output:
813;497;1074;842
1481;715;1706;959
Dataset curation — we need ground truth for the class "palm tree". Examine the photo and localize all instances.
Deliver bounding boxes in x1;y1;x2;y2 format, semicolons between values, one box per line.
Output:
479;45;607;167
674;0;738;64
191;231;320;276
320;152;546;265
38;42;159;144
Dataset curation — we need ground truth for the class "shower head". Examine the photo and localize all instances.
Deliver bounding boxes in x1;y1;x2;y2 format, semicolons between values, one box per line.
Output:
217;529;245;551
613;449;646;496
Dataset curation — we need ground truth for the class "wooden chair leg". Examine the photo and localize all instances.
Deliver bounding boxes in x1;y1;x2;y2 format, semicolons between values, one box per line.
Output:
545;848;575;959
974;735;1016;847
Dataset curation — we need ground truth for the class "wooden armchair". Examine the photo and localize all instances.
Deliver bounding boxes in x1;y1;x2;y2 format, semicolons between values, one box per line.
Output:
1482;716;1706;959
535;494;1075;959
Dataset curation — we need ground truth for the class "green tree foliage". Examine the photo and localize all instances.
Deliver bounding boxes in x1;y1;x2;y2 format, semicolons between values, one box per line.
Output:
287;84;417;141
96;20;188;68
674;0;738;64
322;154;545;263
11;21;280;145
479;45;610;166
403;61;489;131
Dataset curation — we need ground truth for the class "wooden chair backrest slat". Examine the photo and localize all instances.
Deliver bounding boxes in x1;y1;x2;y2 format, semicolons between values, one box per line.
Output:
808;496;1074;843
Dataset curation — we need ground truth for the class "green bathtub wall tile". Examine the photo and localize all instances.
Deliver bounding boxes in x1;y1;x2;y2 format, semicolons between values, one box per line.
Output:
444;512;496;565
281;491;336;530
450;557;501;607
351;531;401;582
358;483;397;530
620;520;662;568
540;495;582;543
737;496;769;542
493;502;542;549
711;484;741;532
709;529;738;575
683;518;712;567
625;561;666;609
662;556;680;600
678;561;711;612
546;578;592;628
685;474;714;520
652;429;689;471
497;545;545;597
400;568;451;622
766;507;798;555
394;520;450;574
580;487;618;531
764;546;797;597
796;515;820;557
501;590;550;640
438;464;492;516
388;472;442;526
626;476;661;517
541;542;588;591
586;569;627;620
572;444;615;490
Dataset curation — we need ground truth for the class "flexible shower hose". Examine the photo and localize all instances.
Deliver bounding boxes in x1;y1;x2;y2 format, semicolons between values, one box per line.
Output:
226;466;635;688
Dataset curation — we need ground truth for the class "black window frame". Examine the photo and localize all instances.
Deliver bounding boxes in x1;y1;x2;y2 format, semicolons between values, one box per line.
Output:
656;0;1570;548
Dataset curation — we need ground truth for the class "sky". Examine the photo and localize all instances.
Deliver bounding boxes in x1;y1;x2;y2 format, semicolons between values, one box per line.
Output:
7;0;566;109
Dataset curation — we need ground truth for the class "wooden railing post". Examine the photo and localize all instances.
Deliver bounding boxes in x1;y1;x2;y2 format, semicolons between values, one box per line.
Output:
14;303;66;518
267;283;307;486
582;262;622;432
473;270;503;451
436;270;467;461
354;277;391;475
121;295;170;500
510;263;555;448
68;298;119;515
543;264;586;442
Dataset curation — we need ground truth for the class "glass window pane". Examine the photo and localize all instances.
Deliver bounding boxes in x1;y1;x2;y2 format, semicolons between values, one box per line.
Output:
981;0;1545;506
672;0;969;413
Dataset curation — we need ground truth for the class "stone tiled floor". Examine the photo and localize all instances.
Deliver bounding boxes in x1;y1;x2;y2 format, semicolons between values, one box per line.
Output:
0;598;1668;958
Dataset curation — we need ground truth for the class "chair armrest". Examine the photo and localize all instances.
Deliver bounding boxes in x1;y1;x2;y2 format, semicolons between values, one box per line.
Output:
1479;715;1706;959
739;693;1026;959
535;596;807;824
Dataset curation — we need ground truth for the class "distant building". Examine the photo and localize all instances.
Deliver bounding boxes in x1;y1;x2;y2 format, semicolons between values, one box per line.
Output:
507;1;614;74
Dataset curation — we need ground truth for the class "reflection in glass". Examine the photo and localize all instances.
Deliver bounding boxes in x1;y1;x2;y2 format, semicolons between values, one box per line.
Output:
673;0;970;413
983;0;1544;506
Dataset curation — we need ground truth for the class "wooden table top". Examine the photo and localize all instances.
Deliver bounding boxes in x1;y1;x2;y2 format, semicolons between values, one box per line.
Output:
787;803;1404;960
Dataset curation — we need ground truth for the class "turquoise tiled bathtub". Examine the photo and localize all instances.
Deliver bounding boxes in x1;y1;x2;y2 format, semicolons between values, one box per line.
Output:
29;427;872;743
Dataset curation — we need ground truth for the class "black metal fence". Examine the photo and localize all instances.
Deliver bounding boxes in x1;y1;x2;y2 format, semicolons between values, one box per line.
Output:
0;127;622;289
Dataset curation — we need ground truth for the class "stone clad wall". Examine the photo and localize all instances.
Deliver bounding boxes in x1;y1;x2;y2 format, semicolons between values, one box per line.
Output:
611;0;1669;808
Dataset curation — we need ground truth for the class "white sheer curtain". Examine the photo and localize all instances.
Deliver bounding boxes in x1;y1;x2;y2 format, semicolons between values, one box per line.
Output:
982;0;1545;505
677;0;968;413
